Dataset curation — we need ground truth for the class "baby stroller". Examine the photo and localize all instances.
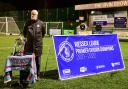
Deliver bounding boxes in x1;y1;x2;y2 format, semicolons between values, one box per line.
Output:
13;34;33;87
5;34;31;88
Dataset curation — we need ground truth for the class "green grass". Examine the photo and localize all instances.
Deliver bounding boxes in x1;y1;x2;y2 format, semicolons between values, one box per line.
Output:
0;35;128;89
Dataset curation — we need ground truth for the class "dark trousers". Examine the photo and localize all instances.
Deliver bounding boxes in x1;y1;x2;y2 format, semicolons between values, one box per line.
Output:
35;56;41;77
20;55;41;84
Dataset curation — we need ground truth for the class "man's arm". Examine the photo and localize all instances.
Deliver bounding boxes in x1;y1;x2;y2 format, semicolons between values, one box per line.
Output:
23;22;28;38
41;22;46;37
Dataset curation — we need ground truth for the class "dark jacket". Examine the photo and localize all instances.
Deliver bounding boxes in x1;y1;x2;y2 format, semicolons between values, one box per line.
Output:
23;19;45;56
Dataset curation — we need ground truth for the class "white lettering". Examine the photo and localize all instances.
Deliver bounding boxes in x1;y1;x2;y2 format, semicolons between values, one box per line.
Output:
75;1;128;10
74;40;99;47
75;45;114;54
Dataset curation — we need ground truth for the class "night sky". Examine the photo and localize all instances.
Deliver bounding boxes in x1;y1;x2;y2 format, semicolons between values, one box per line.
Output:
0;0;118;10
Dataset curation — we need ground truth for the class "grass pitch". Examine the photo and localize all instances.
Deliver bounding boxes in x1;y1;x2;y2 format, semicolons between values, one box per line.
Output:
0;35;128;89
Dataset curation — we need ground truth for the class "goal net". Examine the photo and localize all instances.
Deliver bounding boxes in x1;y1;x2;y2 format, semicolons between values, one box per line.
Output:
44;22;63;35
0;17;20;35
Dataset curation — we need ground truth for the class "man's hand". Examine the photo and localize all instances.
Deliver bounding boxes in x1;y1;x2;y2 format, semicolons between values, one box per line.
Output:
24;38;27;42
32;53;35;59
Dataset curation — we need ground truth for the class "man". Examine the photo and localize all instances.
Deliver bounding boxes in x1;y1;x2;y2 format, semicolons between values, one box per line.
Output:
23;9;45;81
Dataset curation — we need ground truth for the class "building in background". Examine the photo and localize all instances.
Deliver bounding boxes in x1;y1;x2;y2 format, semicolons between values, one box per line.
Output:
75;0;128;37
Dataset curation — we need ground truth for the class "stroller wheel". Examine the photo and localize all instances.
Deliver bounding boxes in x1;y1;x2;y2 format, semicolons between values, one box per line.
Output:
4;82;11;87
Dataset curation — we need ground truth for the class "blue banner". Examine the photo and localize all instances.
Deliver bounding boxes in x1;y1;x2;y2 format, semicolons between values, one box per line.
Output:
53;34;125;80
114;17;127;28
93;21;107;26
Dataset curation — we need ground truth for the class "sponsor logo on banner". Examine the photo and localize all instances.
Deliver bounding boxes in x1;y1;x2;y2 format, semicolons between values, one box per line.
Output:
111;62;120;67
96;65;105;69
63;69;71;75
80;67;87;72
58;40;74;62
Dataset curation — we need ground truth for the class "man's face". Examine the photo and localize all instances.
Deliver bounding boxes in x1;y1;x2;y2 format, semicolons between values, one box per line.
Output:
31;10;38;20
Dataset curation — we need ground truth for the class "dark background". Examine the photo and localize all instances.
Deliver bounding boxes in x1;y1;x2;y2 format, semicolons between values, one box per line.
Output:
0;0;118;11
